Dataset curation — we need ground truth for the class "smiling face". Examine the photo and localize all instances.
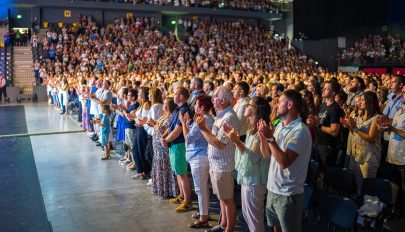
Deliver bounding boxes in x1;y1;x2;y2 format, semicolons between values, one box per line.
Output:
244;100;256;118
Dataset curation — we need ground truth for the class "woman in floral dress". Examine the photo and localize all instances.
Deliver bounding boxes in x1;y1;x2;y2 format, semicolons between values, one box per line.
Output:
150;97;178;198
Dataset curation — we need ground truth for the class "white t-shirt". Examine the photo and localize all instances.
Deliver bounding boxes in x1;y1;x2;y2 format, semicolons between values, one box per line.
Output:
144;103;163;136
90;88;103;116
267;118;312;196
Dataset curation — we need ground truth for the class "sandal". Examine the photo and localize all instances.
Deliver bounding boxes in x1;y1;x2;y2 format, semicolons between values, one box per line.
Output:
188;220;209;229
131;173;143;179
191;212;200;220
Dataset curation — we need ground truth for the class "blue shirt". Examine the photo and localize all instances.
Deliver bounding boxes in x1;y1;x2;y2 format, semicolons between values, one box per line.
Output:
49;49;55;58
100;113;111;135
384;92;403;119
267;117;312;196
122;103;139;129
185;115;214;161
169;103;192;144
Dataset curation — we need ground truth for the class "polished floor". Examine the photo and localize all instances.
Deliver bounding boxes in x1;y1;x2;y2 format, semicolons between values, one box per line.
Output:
7;102;226;232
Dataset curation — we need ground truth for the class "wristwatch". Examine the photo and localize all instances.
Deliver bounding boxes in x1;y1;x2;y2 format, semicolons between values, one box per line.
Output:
267;136;276;143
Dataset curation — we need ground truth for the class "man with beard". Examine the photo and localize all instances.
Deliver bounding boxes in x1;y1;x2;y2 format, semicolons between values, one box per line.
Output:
346;76;365;108
258;89;312;232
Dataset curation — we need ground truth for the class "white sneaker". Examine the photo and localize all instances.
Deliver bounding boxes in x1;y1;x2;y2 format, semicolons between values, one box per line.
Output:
119;159;129;166
87;132;95;137
147;179;153;186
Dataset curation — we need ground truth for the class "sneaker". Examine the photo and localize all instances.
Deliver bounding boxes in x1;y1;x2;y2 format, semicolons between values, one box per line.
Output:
169;195;184;204
147;179;152;186
175;202;193;213
87;132;95;137
119;159;129;165
205;225;225;232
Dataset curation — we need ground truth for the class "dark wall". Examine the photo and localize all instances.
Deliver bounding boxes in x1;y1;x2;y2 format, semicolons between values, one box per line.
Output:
41;7;103;24
294;0;388;39
9;7;31;28
292;38;339;71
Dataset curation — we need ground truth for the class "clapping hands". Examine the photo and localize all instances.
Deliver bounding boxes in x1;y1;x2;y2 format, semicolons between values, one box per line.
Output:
377;115;391;131
179;111;191;127
195;113;207;131
257;119;274;140
223;123;240;144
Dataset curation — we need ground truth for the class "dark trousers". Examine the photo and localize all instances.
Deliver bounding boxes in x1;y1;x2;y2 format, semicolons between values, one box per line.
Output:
132;126;151;174
145;134;153;166
387;164;405;214
77;101;82;123
0;86;7;101
317;144;338;171
88;113;95;132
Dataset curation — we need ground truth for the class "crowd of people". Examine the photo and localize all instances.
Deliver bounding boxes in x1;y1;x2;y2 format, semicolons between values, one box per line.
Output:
83;0;278;13
339;34;405;65
37;15;405;232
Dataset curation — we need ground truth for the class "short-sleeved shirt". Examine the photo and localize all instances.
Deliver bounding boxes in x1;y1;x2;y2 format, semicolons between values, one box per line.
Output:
383;92;402;119
208;106;240;172
387;107;405;165
97;89;113;114
100;113;111;135
144;103;163;136
267;117;312;196
168;103;192;144
186;114;215;161
90;88;102;115
233;97;249;136
122;102;140;129
317;102;343;145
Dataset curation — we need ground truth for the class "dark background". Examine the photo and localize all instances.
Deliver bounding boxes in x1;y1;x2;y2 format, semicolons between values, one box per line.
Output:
294;0;388;39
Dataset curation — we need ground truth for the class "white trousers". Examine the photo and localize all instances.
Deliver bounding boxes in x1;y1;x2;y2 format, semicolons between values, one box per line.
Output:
188;155;210;216
241;184;267;232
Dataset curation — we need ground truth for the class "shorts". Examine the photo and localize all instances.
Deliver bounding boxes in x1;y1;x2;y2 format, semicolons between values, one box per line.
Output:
266;191;304;232
210;171;234;200
125;128;135;148
169;143;188;175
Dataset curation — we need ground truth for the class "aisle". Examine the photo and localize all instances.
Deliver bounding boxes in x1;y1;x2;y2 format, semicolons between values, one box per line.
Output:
25;103;206;232
0;105;52;232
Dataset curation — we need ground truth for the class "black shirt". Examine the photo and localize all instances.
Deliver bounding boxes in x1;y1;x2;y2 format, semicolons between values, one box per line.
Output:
317;102;343;145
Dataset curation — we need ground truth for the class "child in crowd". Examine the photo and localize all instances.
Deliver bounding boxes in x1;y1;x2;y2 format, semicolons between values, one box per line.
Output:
91;104;112;160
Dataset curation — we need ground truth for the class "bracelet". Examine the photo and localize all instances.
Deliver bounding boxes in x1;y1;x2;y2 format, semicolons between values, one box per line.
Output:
354;127;359;133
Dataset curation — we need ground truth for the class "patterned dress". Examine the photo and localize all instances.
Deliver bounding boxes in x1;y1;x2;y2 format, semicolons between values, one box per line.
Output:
151;115;178;198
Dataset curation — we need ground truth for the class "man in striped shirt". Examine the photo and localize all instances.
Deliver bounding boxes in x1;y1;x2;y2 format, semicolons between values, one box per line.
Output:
196;86;240;232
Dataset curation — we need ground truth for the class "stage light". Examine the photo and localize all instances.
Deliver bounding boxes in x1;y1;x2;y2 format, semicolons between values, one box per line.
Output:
171;20;176;25
16;14;22;19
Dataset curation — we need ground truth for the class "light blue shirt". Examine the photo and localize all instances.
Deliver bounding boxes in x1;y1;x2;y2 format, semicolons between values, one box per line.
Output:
186;115;215;161
267;117;312;196
235;132;269;186
384;91;403;119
